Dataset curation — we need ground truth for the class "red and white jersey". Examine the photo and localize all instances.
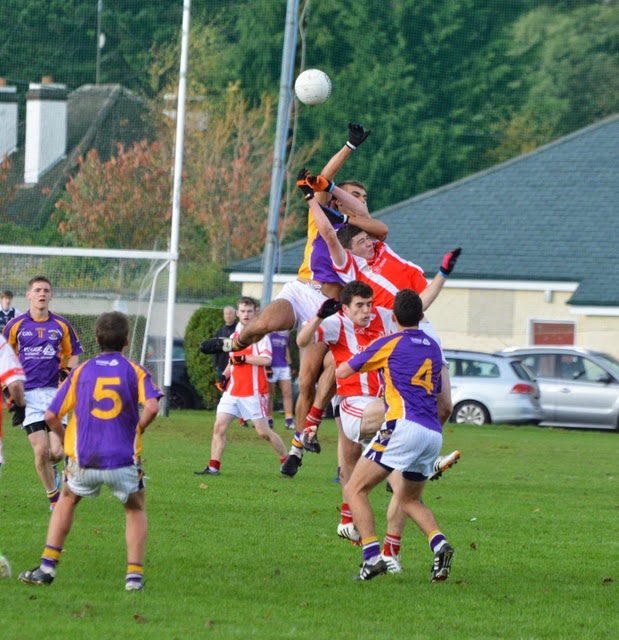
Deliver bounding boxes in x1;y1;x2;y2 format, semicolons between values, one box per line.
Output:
0;334;26;450
226;331;272;397
316;306;395;398
334;241;428;309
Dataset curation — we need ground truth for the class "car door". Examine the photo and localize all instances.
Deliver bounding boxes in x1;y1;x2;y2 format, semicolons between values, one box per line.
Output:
552;355;619;427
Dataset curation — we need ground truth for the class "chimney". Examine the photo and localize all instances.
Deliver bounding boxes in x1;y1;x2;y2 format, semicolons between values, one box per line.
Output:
24;77;68;183
0;79;18;161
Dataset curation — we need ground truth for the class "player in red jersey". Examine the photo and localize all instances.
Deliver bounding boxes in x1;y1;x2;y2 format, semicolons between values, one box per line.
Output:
194;297;288;476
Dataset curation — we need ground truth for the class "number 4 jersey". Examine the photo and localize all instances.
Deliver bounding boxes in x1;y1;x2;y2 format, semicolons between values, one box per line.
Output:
48;352;163;469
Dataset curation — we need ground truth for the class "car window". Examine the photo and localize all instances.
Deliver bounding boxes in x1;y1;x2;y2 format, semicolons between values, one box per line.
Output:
172;344;185;360
511;361;535;381
580;358;608;382
521;355;554;378
449;358;499;378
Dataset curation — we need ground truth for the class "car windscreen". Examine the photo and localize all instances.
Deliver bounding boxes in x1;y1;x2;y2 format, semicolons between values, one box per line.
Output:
592;352;619;379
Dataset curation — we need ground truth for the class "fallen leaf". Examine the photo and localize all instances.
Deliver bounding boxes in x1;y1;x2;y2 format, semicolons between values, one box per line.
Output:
199;483;208;489
533;509;540;513
133;614;147;623
470;542;477;550
205;620;215;627
601;577;613;584
456;579;467;585
274;569;280;575
92;529;100;534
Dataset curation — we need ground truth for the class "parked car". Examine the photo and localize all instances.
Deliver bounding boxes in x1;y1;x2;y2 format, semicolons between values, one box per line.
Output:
444;350;543;426
499;347;619;430
145;337;204;410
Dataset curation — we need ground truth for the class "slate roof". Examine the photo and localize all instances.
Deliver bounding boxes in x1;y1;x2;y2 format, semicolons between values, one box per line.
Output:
230;114;619;307
3;84;149;224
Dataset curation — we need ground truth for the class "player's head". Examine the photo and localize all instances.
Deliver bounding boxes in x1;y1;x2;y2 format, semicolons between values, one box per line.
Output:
236;296;258;326
26;276;53;311
392;289;423;328
340;280;373;328
1;290;13;310
95;311;129;352
223;306;236;326
337;226;376;261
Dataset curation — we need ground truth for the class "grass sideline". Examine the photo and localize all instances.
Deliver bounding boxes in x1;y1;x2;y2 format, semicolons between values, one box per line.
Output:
0;410;616;639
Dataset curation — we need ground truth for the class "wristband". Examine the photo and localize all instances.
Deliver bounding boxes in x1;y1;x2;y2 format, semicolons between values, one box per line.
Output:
439;268;449;278
327;181;336;193
345;141;356;151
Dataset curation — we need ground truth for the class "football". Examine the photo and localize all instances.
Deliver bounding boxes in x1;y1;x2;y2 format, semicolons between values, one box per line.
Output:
294;69;332;105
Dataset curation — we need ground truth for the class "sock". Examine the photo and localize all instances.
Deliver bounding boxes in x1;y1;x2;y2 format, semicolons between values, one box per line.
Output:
304;405;324;432
382;533;402;557
47;488;60;506
239;418;246;426
361;537;381;562
268;417;274;429
126;563;144;587
428;529;447;553
290;431;303;455
40;544;62;576
340;503;353;525
209;459;221;472
285;415;294;428
279;456;287;464
231;337;248;351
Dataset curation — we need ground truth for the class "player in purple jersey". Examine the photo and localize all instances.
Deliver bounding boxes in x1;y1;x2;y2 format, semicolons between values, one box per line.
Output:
18;311;162;590
266;331;296;431
3;276;83;509
337;289;454;582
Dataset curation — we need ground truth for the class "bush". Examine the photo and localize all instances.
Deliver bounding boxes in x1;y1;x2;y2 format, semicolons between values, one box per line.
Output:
184;306;225;409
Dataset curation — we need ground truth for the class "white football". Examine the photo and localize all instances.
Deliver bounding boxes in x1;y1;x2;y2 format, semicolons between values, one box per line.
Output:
294;69;332;105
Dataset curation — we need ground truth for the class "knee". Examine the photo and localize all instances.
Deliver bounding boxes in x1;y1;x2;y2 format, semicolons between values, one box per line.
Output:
254;424;270;439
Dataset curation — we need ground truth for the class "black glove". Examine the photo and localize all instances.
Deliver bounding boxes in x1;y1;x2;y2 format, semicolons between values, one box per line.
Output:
265;365;274;382
317;298;342;319
346;122;371;150
320;205;348;226
439;247;462;277
59;367;71;383
230;355;246;365
215;375;228;393
10;404;25;427
296;168;314;201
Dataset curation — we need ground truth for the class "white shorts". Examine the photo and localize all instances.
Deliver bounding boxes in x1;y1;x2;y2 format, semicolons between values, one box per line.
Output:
65;458;145;504
24;387;67;428
339;395;381;444
275;280;327;330
267;366;292;383
363;419;442;479
217;392;268;422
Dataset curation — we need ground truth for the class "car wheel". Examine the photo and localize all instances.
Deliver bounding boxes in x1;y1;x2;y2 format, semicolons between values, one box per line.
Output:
453;401;490;426
168;385;193;410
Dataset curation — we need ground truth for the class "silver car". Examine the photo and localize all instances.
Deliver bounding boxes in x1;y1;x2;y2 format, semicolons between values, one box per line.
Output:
499;347;619;430
444;350;543;426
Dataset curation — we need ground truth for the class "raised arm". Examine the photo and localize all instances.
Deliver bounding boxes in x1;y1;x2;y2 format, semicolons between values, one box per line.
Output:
315;123;371;205
296;299;342;348
419;248;461;311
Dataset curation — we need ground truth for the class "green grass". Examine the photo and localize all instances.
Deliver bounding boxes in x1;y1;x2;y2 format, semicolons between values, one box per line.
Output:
0;411;617;639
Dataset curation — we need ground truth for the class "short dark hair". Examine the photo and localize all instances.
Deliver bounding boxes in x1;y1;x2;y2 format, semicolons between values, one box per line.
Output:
95;312;129;352
393;289;423;327
337;224;366;250
1;290;13;299
28;275;52;289
340;280;373;306
237;296;257;310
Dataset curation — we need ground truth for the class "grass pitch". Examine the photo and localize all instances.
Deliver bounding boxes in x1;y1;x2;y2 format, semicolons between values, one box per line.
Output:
0;411;616;639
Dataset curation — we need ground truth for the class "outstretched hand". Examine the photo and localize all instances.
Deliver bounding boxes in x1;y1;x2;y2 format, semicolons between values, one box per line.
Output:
296;168;314;201
439;247;462;277
346;122;371;150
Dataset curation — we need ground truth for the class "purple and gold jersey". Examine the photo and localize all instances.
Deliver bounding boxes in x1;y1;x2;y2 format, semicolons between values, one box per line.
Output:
48;352;163;469
297;206;345;284
268;331;290;368
3;311;83;390
347;329;443;433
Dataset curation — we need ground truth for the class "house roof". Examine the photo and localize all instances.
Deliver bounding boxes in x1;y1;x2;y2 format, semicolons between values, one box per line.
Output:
4;84;148;224
231;114;619;307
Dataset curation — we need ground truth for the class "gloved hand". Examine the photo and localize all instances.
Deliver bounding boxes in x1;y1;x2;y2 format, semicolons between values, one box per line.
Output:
307;174;335;194
317;298;343;319
230;355;246;365
59;367;71;383
296;168;315;201
439;247;462;277
10;404;26;427
215;375;228;393
346;122;371;150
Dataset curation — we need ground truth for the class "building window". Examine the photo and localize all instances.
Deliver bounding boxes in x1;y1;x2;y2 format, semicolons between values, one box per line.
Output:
530;321;575;345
